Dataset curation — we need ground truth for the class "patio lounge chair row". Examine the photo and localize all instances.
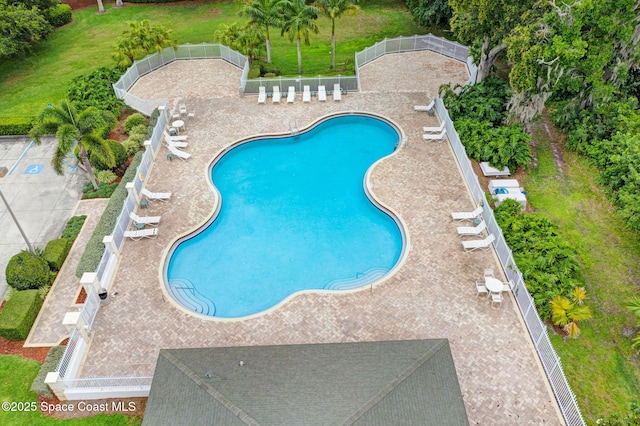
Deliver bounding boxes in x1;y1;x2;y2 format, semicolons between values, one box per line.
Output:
258;84;342;104
450;206;496;251
124;187;172;240
163;130;191;160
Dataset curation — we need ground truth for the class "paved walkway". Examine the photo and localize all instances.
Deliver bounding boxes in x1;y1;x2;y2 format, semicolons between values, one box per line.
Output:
33;53;563;424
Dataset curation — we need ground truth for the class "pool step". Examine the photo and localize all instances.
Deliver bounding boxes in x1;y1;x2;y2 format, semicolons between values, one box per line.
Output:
168;279;216;316
324;267;389;290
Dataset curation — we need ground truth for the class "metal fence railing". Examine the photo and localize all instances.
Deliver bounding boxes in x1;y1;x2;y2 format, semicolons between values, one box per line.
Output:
436;98;585;426
56;329;80;379
62;376;153;389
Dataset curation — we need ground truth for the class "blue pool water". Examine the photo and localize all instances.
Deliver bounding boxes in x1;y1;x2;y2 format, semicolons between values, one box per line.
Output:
166;114;404;318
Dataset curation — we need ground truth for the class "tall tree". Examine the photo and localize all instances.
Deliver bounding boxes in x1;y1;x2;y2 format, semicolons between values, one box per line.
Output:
241;0;282;63
449;0;534;83
316;0;359;70
279;0;320;74
30;101;115;190
214;22;265;63
112;20;177;70
0;3;52;58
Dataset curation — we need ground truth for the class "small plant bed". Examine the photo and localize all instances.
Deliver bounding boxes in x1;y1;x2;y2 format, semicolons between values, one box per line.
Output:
82;182;119;199
61;215;87;242
75;287;87;305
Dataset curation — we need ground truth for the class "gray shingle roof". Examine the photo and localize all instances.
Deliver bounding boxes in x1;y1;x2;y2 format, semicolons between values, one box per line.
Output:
143;339;468;426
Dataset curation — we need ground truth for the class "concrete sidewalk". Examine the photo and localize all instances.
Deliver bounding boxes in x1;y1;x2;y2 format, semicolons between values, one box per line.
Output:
0;137;85;300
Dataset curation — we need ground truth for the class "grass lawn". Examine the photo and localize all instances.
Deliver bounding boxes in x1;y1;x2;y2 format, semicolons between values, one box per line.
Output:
525;118;640;421
0;0;427;118
0;354;138;425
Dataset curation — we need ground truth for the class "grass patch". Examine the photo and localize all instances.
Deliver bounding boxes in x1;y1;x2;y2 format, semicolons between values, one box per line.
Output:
0;355;136;425
525;119;640;420
0;0;424;118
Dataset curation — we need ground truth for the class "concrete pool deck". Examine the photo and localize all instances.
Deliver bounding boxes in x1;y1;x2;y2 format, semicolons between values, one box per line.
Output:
30;52;564;423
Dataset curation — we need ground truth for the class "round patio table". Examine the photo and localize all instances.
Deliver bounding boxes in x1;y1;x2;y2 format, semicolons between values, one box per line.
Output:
485;277;504;294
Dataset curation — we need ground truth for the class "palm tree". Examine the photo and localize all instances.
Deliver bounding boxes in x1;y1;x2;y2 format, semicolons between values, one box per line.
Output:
30;101;115;190
549;288;592;338
113;20;177;70
241;0;282;63
214;23;265;64
627;296;640;351
279;0;320;74
316;0;359;69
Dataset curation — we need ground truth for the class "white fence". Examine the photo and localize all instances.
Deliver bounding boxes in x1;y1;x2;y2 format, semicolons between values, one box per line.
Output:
114;35;477;110
435;98;585;426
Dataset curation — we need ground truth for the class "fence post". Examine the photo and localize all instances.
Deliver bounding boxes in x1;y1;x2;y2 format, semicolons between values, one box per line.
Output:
102;236;119;257
80;272;101;296
62;312;90;341
45;372;67;401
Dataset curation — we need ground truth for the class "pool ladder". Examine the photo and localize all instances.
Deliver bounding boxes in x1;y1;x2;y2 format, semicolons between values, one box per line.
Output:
289;119;299;136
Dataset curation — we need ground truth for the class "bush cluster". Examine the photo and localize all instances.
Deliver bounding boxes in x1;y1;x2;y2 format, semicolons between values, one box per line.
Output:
124;113;147;134
494;199;581;320
47;4;72;28
82;181;119;199
42;238;71;271
0;117;34;136
0;290;43;340
405;0;452;27
90;139;127;171
5;251;51;291
76;151;143;277
250;60;281;78
96;170;117;184
31;346;66;398
61;215;86;241
66;66;125;115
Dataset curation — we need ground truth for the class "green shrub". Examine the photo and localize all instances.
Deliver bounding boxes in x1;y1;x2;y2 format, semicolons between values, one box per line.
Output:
82;181;119;199
61;215;86;242
66;66;125;115
440;77;511;126
31;346;66;398
90;139;127;170
248;64;261;79
254;61;280;76
0;116;34;136
96;170;117;184
76;151;144;277
5;251;51;291
122;139;141;155
124;113;148;134
42;239;71;272
0;290;43;340
47;4;72;28
129;123;149;138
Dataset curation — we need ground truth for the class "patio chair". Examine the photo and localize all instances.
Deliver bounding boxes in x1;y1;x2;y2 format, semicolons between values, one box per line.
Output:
141;188;171;202
422;129;447;141
423;122;445;133
502;279;514;293
475;280;488;297
484;269;495;279
491;292;504;307
318;85;327;102
187;110;196;120
130;212;161;227
414;99;435;113
163;130;188;142
272;86;281;103
124;228;158;241
179;103;187;116
258;86;267;104
456;220;486;237
303;85;311;103
451;206;483;222
171;111;180;120
287;86;295;103
462;234;496;252
168;144;191;160
333;83;342;101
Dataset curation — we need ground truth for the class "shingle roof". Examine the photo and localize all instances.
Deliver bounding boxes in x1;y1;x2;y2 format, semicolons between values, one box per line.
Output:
143;339;468;425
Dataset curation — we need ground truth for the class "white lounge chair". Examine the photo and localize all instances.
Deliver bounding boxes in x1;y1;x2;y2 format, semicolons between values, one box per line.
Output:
318;85;327;102
287;86;295;103
163;130;188;142
168;144;191;160
422;129;447;141
257;86;267;104
272;86;281;103
166;139;188;149
457;220;487;237
303;85;311;103
451;206;483;222
462;234;496;252
333;83;342;101
141;188;171;202
124;228;158;241
423;122;445;133
130;212;161;227
179;103;187;116
414;100;435;112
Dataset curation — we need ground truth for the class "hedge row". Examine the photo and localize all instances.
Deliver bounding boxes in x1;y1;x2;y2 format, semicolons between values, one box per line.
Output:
75;150;144;278
48;4;72;28
0;117;34;136
0;290;43;340
43;238;72;272
31;346;66;398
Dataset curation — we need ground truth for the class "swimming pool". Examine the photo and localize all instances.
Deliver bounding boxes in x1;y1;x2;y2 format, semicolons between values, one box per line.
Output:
165;114;405;318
